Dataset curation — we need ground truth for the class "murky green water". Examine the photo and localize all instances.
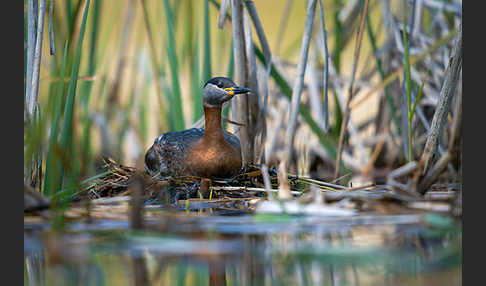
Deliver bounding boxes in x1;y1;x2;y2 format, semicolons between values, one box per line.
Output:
24;211;461;286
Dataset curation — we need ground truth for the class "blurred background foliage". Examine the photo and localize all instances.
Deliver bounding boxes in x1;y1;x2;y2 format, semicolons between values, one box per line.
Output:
24;0;461;199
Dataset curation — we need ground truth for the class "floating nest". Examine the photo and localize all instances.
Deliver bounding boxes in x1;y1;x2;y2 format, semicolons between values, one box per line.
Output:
87;157;281;201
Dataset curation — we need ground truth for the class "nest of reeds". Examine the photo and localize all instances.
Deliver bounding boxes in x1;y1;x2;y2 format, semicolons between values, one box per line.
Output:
87;157;280;201
83;157;460;216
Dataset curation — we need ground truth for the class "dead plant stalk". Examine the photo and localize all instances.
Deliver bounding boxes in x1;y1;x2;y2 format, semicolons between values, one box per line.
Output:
231;0;250;163
334;0;370;180
413;24;462;193
283;0;317;169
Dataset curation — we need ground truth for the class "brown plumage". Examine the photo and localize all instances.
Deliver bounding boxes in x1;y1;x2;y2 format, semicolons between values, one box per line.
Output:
144;77;250;179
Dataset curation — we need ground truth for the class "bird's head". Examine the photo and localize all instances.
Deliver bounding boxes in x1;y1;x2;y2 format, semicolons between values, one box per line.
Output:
202;77;251;107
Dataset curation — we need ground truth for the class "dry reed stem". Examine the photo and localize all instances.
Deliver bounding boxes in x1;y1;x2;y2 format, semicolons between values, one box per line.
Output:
217;0;230;29
25;0;46;189
243;10;260;162
334;0;370;179
419;82;462;193
25;0;37;112
244;1;272;163
244;0;272;66
230;0;250;163
412;0;424;37
283;0;317;169
27;0;46;117
307;47;324;130
317;0;330;131
419;151;452;193
413;25;461;192
415;102;457;178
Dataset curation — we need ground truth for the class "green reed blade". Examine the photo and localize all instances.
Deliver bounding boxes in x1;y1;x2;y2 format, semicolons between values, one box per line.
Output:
365;12;401;137
332;0;344;73
410;76;427;120
44;41;69;196
192;31;203;122
202;0;212;83
80;0;102;176
163;0;185;131
57;0;91;193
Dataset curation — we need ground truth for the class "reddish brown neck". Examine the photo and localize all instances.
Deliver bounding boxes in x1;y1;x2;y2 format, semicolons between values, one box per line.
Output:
203;106;224;141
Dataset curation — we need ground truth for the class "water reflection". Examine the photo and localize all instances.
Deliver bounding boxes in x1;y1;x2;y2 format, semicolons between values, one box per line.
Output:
24;213;461;285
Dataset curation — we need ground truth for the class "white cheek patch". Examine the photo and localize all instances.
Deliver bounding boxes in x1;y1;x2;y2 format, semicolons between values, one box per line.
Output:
203;83;229;107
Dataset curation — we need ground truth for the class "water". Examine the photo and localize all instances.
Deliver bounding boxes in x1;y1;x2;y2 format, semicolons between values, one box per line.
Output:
24;210;461;285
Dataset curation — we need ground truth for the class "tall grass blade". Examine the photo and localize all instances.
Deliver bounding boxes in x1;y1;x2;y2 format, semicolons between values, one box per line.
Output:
57;0;92;193
163;0;185;131
192;31;203;122
332;0;344;73
80;0;102;176
88;0;101;76
410;76;426;119
226;40;235;79
48;0;55;55
330;89;342;139
203;0;212;83
65;0;73;36
181;0;195;66
44;41;69;196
